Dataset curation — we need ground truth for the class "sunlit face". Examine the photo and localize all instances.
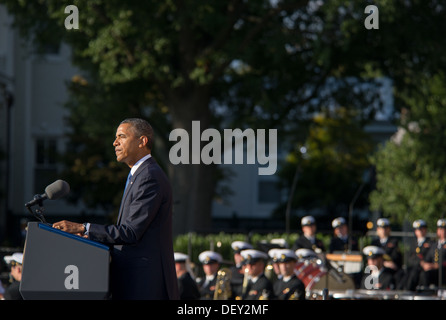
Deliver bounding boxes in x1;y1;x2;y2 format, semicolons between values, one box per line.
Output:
203;262;219;276
376;226;390;239
246;261;264;277
279;260;296;277
437;227;446;240
334;224;348;237
302;224;316;236
367;256;383;269
113;123;147;167
415;227;427;239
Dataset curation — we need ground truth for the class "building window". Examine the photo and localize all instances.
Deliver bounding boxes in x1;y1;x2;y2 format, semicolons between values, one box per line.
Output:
34;138;58;193
258;180;281;204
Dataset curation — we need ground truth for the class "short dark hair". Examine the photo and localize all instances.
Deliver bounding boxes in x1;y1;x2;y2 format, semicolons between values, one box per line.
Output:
120;118;154;150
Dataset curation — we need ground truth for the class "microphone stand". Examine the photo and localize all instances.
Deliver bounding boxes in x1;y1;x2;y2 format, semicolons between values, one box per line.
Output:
25;194;49;225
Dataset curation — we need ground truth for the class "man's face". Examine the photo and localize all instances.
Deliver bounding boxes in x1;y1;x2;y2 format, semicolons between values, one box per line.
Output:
302;225;316;236
377;226;390;238
246;261;264;277
10;264;22;281
367;256;383;269
415;227;427;238
203;263;219;276
113;123;144;167
437;227;446;240
279;261;296;277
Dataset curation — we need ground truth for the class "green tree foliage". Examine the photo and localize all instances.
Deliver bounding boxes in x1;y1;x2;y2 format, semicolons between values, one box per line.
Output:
3;0;446;234
277;107;374;227
370;73;446;228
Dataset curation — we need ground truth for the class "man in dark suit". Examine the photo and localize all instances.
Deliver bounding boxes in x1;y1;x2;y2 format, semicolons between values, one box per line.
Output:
53;118;179;300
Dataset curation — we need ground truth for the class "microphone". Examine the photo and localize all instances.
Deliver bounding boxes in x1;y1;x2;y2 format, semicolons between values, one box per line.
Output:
25;180;70;208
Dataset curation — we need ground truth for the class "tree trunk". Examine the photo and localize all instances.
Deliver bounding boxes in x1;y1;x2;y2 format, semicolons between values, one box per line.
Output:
166;87;217;235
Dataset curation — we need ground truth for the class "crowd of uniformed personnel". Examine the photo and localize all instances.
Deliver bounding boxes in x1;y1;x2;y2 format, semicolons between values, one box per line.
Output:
174;216;446;300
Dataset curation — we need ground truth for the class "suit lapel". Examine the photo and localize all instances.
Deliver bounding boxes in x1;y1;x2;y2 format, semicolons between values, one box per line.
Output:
117;157;155;225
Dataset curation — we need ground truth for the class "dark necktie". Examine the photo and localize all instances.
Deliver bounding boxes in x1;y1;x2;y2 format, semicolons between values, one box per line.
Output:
124;172;132;192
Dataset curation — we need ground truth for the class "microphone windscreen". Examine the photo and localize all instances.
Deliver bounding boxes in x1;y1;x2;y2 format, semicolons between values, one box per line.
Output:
44;180;70;200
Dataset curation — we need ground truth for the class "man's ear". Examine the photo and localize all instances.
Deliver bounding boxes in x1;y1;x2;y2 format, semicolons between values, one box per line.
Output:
139;136;149;148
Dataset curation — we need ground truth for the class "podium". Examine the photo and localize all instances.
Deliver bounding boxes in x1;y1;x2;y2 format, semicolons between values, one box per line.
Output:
20;222;110;300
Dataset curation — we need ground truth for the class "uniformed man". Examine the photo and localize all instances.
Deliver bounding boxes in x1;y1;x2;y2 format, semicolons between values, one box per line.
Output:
229;241;253;299
273;249;306;300
371;218;403;270
329;217;359;253
293;216;325;253
174;252;201;300
402;219;431;290
3;252;24;300
240;249;274;300
197;250;222;299
420;219;446;288
267;248;282;282
360;245;396;290
295;248;318;261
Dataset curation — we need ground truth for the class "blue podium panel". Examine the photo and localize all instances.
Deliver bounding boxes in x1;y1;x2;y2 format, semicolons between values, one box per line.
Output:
20;222;110;300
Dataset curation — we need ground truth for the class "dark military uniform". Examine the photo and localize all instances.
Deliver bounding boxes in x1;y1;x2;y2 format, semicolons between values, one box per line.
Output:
293;236;325;252
197;275;217;300
243;274;274;300
4;280;23;300
3;253;24;300
178;272;200;300
329;217;359;253
230;241;253;300
329;236;359;253
359;267;396;290
403;220;431;290
293;216;325;252
197;251;222;300
371;237;403;269
239;249;274;300
230;264;245;299
273;274;306;300
174;252;201;300
419;240;446;287
360;246;396;290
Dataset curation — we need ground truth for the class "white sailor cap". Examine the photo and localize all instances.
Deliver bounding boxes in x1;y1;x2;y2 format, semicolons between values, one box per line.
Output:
301;215;316;227
231;241;253;253
4;252;23;265
332;217;347;229
268;248;281;262
363;245;385;259
413;219;427;229
276;249;298;263
240;249;268;264
437;219;446;228
270;238;288;248
198;251;222;265
376;218;390;228
174;252;189;263
295;248;318;260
